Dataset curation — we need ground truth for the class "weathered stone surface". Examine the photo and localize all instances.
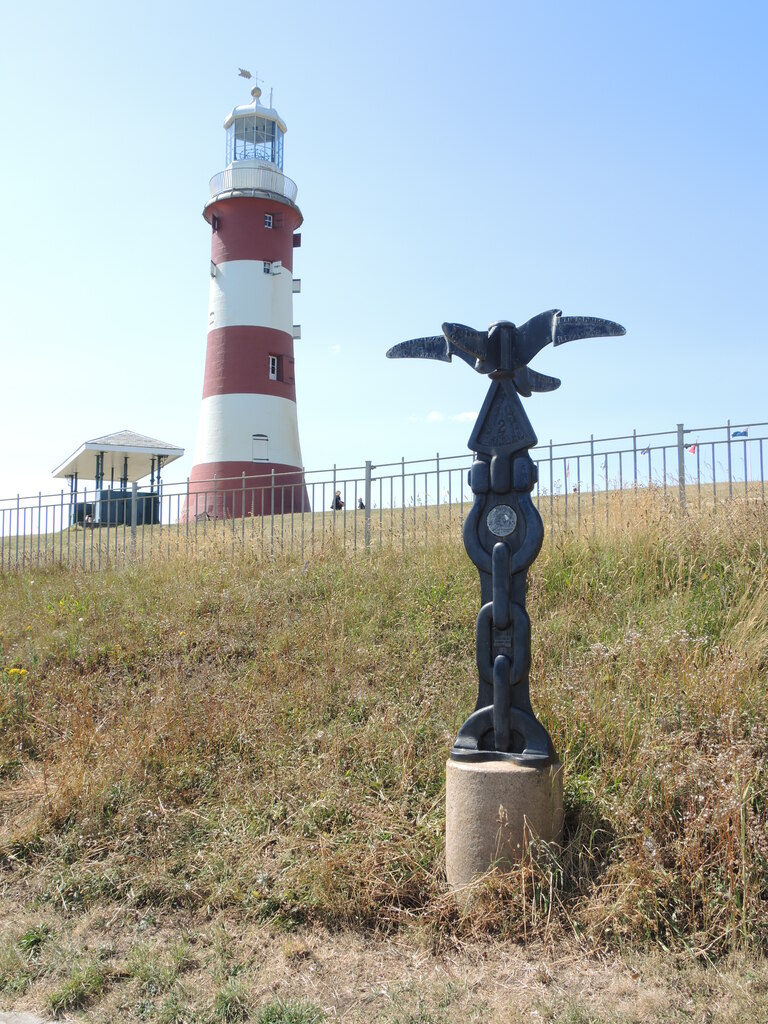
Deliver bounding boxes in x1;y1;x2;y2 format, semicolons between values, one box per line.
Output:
445;757;564;890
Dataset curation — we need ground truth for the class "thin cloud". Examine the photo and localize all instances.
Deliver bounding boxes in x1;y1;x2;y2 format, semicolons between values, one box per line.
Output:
407;410;478;424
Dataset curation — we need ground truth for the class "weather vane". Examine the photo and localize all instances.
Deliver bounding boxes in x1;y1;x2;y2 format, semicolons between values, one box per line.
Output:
387;309;625;765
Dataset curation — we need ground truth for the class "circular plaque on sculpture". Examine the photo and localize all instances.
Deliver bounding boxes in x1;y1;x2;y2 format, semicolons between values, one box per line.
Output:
486;504;517;537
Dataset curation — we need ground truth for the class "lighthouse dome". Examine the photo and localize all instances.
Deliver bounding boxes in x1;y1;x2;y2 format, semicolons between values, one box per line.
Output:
223;86;287;170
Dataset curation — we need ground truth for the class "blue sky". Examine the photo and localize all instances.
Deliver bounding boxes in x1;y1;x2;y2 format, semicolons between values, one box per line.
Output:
1;0;765;499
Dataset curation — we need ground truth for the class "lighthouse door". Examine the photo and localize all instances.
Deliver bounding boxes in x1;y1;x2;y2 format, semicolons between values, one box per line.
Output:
252;434;269;462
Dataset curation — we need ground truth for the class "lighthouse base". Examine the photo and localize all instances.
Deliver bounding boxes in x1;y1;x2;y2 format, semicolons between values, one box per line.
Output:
181;462;310;522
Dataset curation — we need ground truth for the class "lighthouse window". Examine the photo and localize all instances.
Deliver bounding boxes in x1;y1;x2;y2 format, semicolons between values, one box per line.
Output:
263;261;271;274
264;214;273;229
227;116;285;169
268;356;279;381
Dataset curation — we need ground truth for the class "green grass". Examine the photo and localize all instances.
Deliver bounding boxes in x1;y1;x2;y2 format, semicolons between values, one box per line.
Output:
48;962;109;1014
1;491;767;1018
254;999;325;1024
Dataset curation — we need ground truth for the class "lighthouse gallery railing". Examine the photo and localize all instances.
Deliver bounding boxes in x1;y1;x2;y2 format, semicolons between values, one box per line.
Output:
209;165;298;203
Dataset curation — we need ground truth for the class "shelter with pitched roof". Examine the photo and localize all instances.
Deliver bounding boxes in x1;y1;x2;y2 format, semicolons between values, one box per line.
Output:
53;430;184;526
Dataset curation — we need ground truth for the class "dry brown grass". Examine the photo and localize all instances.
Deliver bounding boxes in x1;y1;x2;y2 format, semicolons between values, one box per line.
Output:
1;490;767;1020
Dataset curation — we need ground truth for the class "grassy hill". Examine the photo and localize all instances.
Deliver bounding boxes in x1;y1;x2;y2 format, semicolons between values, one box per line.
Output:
1;492;767;1022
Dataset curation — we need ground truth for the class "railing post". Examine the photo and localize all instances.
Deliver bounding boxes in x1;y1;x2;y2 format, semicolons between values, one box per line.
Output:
301;470;307;558
82;487;87;569
59;490;64;566
677;423;686;510
364;460;372;550
36;492;41;566
401;457;406;551
549;439;554;536
131;482;138;554
270;469;276;553
727;418;733;498
436;452;440;529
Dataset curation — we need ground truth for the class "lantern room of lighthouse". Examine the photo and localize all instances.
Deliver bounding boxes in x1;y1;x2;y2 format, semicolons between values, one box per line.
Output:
225;94;285;166
184;83;308;521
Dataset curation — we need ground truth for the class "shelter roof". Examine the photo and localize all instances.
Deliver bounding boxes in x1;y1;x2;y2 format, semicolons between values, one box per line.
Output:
52;430;184;483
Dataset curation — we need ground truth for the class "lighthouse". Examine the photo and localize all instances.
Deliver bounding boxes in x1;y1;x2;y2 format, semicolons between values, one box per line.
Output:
185;83;308;520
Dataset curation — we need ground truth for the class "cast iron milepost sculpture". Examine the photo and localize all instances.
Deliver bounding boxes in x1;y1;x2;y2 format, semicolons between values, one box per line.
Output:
387;310;625;767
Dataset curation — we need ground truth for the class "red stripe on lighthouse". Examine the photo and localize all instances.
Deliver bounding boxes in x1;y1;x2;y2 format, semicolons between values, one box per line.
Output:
202;326;297;400
207;198;301;268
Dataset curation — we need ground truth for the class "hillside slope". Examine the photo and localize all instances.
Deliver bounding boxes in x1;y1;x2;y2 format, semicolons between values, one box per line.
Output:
1;495;767;1020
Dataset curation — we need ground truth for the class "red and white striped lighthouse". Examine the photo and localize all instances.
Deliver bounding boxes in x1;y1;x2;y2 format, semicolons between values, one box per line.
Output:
184;83;308;520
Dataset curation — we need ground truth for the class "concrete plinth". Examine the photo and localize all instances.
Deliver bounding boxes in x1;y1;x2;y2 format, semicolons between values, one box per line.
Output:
445;758;564;890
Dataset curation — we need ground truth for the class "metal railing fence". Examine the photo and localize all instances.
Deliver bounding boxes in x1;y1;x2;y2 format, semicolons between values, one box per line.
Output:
1;419;765;571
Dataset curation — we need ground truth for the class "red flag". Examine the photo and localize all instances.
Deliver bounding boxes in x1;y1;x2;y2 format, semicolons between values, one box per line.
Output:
687;444;697;454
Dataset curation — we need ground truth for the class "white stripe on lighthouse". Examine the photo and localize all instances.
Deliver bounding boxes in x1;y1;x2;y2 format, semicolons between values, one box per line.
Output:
192;393;304;468
209;260;294;332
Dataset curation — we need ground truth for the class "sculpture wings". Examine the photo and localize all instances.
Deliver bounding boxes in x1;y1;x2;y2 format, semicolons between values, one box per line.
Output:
386;309;625;396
